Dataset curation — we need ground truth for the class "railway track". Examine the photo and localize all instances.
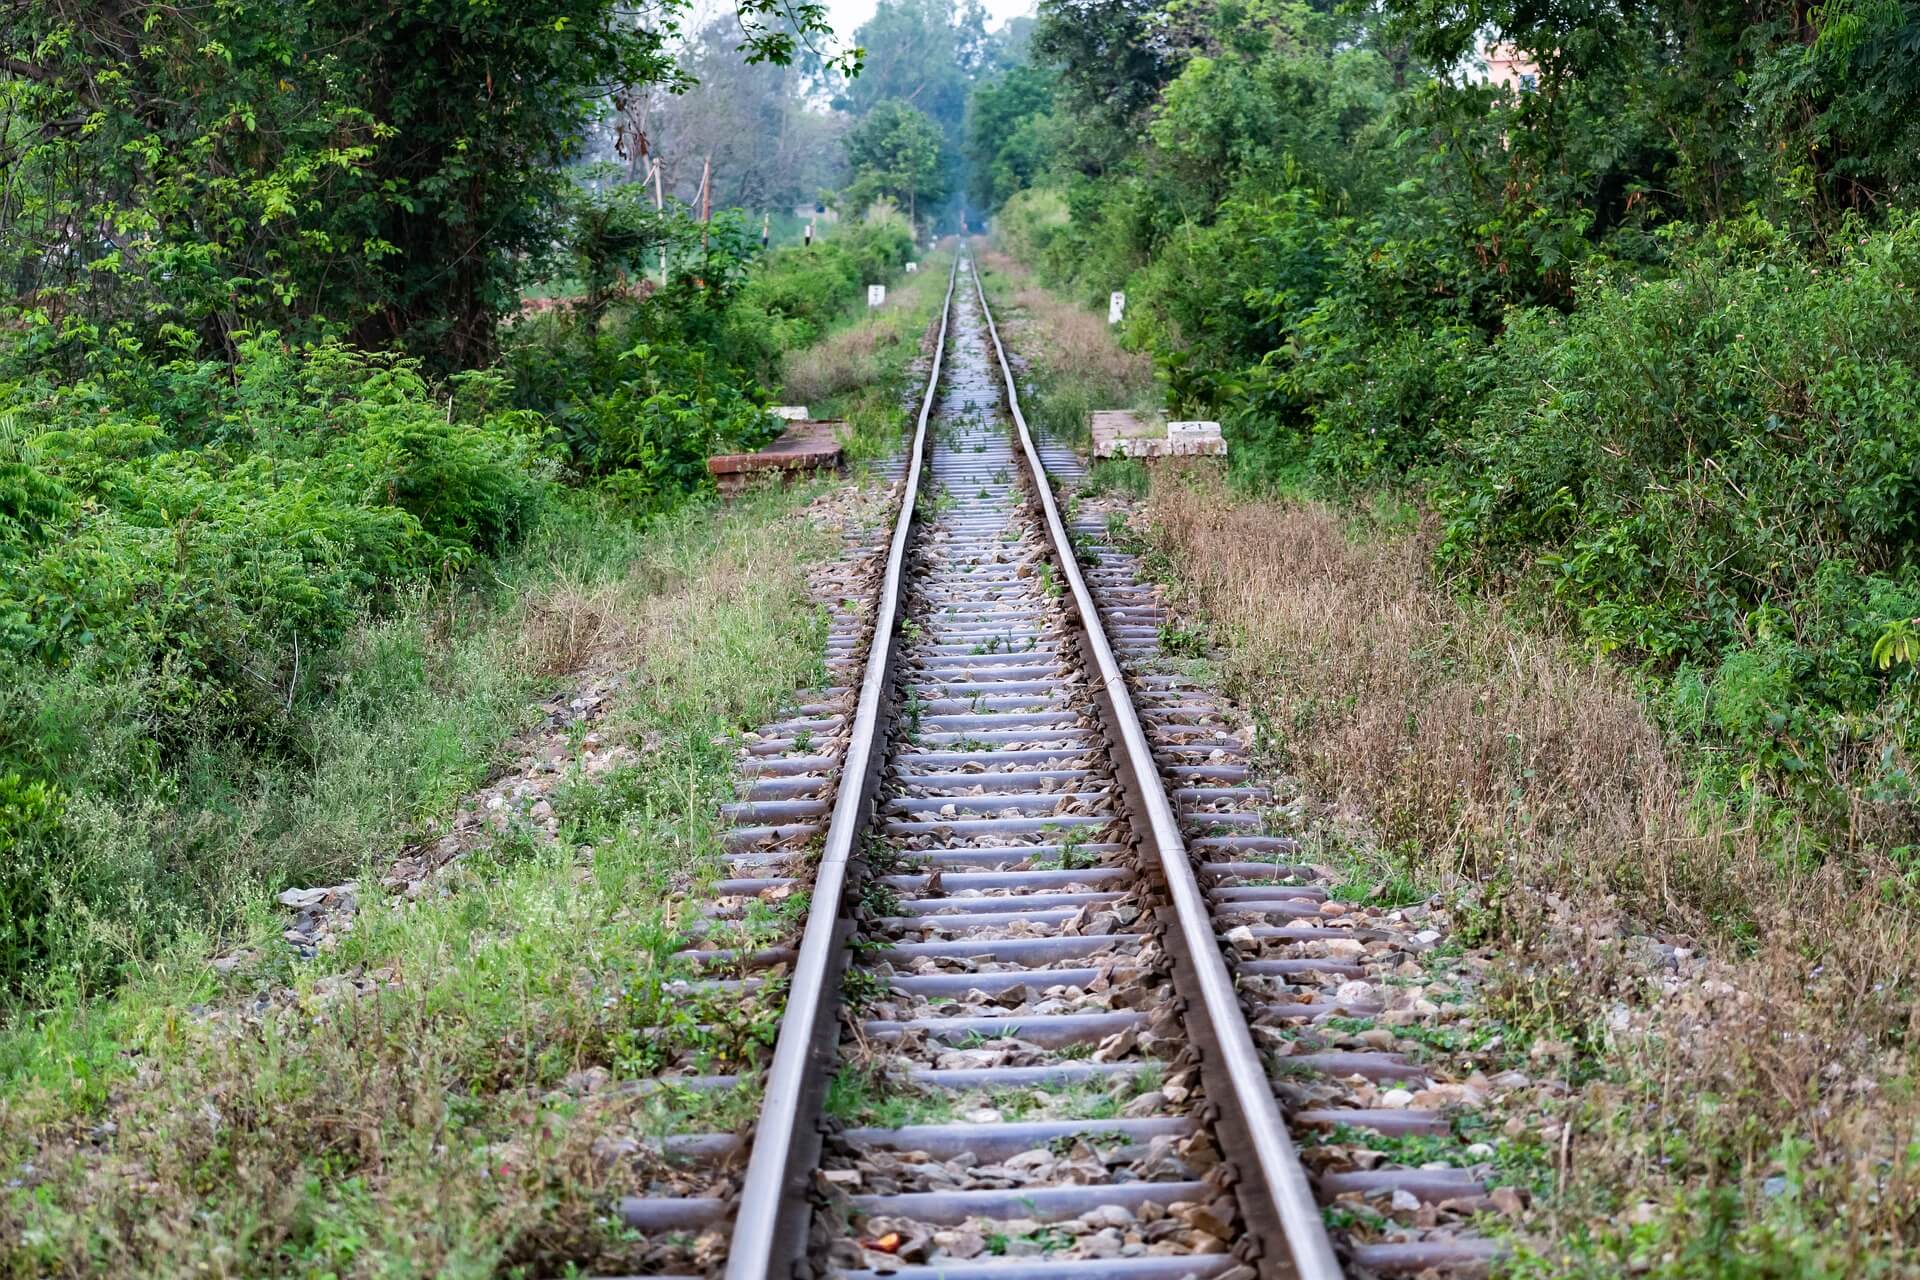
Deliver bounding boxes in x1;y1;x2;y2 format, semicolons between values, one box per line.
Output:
603;255;1500;1280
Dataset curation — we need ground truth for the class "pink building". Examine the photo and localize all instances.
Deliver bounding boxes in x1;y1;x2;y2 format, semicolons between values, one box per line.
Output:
1479;42;1541;93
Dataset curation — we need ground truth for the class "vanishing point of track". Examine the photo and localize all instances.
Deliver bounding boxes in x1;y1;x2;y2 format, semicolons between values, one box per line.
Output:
603;254;1499;1280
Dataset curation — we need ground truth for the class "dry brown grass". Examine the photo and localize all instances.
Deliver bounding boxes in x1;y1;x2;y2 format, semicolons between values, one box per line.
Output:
782;320;897;405
779;255;952;408
518;583;621;677
975;247;1157;437
1142;466;1920;1269
998;278;1155;396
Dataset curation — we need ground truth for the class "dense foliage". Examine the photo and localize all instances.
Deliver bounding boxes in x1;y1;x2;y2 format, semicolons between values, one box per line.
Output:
979;0;1920;844
0;0;917;1009
509;207;913;505
0;340;552;991
843;102;952;220
0;0;829;370
1439;224;1920;811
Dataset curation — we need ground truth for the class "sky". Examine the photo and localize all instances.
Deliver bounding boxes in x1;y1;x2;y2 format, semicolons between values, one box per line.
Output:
824;0;1035;40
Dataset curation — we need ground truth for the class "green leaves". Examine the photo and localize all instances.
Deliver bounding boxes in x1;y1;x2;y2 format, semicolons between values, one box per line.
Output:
1;335;555;741
2;0;854;371
734;0;861;76
1425;221;1920;813
1873;618;1920;672
843;100;950;220
966;65;1056;213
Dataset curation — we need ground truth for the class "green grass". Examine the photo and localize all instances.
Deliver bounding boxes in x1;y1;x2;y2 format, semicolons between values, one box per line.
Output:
0;480;843;1275
823;1067;1163;1129
1085;458;1150;498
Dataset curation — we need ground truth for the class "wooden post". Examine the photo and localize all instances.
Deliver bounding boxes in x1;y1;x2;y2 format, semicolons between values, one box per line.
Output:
699;155;711;254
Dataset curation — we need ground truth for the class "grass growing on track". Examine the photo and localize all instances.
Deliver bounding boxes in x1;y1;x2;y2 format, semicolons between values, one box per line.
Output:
0;486;836;1277
973;246;1158;448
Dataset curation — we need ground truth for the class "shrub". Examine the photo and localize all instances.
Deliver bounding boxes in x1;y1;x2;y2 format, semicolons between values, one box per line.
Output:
1437;217;1920;813
507;209;915;510
0;336;561;1000
0;773;67;989
0;198;917;1007
996;188;1073;275
734;211;915;350
1130;184;1336;420
1288;311;1491;485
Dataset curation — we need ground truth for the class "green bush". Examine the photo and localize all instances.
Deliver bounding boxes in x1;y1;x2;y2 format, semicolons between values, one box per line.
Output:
1130;184;1336;420
734;211;915;348
996;188;1075;277
1288;311;1491;485
0;335;561;1000
3;339;551;739
1437;218;1920;810
0;773;67;990
508;209;914;511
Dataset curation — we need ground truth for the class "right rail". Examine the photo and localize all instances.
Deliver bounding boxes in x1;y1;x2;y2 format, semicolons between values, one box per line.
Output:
970;256;1345;1280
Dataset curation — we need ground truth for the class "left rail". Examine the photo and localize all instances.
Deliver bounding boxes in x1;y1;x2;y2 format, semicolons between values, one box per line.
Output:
721;254;963;1280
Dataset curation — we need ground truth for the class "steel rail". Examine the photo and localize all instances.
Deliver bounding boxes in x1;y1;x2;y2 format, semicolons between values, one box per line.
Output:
723;254;962;1280
966;253;1346;1280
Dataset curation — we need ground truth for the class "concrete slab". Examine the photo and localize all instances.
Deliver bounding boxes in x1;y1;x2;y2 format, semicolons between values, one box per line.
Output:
708;419;845;493
1091;411;1226;459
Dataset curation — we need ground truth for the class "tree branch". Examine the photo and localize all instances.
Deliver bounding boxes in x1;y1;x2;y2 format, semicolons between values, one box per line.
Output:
0;56;62;86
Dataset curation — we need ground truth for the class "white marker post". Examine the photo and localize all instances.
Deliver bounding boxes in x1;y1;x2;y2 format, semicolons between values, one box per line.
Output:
1108;291;1126;325
905;261;919;273
868;285;886;307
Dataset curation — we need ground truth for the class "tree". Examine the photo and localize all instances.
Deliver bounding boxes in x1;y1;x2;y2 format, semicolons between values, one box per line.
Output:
612;17;848;213
0;0;852;372
837;0;989;143
965;65;1057;211
1031;0;1180;131
843;101;950;225
1376;0;1920;234
834;0;989;212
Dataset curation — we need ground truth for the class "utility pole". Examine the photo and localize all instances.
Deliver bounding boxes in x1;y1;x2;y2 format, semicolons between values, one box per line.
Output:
699;155;712;254
624;93;646;184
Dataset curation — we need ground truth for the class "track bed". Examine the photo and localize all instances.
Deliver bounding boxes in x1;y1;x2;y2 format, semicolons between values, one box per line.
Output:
598;256;1498;1280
